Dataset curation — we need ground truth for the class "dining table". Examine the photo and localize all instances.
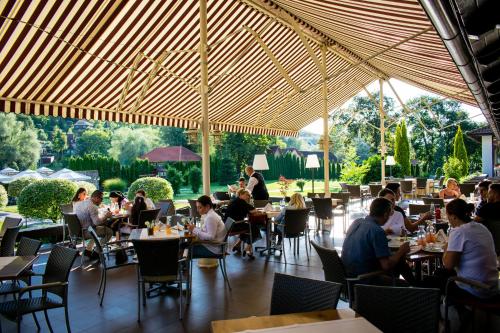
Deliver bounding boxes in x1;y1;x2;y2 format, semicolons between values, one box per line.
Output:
210;309;381;333
128;227;195;241
250;208;281;256
0;256;38;280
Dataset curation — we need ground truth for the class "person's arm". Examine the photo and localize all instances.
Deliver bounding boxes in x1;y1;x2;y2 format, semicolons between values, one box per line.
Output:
438;189;445;199
403;211;431;232
442;241;461;269
443;227;464;269
90;205;109;226
246;177;258;192
372;228;408;271
193;215;218;241
379;242;410;271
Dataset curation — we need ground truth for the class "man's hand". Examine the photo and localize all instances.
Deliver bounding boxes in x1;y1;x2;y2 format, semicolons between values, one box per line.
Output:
187;223;195;232
419;211;432;222
384;228;394;235
104;211;113;218
398;241;410;254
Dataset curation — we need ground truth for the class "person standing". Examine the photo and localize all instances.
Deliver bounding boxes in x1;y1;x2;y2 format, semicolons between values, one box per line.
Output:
245;166;269;200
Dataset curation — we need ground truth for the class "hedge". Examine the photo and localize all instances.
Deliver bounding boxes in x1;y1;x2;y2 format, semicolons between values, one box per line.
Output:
103;178;127;192
127;177;173;203
18;179;78;222
7;177;38;198
0;185;7;208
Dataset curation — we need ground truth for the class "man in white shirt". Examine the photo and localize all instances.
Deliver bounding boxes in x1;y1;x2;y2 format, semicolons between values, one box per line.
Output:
245;166;269;200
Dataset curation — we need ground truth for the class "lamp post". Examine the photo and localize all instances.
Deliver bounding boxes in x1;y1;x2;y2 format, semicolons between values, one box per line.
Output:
305;154;320;194
386;155;396;178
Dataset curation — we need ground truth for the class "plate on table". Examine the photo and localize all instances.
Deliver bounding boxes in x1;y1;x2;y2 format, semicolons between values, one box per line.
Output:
423;245;444;253
388;238;416;248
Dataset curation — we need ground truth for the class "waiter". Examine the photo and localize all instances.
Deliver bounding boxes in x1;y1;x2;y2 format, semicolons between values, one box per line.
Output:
245;165;269;200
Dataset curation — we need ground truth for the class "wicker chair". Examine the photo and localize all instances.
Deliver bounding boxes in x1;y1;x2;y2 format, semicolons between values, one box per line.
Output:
330;192;350;232
483;219;500;255
459;183;476;197
253;199;270;208
0;245;78;333
400;180;415;201
188;199;201;223
60;203;73;214
368;184;382;198
311;198;333;233
434;176;445;192
346;184;362;203
0;217;22;238
0;226;21;257
416;177;428;196
353;284;440;333
270;273;342;315
422;197;445;208
275;208;310;264
132;238;186;321
408;204;432;216
307;192;325;198
310;241;348;300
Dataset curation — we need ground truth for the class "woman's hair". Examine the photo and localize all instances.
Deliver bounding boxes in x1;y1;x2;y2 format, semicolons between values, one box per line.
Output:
131;196;147;226
135;189;147;197
109;191;126;208
197;195;213;207
446;178;458;188
385;182;400;194
72;188;86;202
289;193;305;209
236;188;251;197
446;198;474;222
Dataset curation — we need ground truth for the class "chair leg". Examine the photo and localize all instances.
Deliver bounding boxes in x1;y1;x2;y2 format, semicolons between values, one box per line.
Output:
305;236;309;260
44;309;54;333
220;258;231;290
142;281;147;306
283;237;287;264
99;269;106;306
137;279;141;322
32;312;40;330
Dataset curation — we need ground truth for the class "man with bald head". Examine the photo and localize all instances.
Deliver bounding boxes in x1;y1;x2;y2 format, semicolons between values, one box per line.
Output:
245;165;269;200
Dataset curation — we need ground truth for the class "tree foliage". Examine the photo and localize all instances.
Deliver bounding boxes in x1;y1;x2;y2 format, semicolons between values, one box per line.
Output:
108;127;160;165
7;177;39;198
75;181;97;195
166;167;183;195
51;126;67;157
452;126;469;177
394;120;411;175
102;178;127;192
189;166;202;194
0;113;41;169
127;177;173;202
0;185;7;209
76;129;111;156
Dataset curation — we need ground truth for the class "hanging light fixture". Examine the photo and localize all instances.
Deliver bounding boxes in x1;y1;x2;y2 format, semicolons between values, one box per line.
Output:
318;135;333;150
185;127;199;145
211;124;223;146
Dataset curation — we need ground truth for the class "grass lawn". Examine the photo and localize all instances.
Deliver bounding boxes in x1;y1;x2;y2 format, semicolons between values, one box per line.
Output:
0;205;18;214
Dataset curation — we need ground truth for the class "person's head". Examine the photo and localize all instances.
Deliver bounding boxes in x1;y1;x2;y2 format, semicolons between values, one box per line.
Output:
385;182;401;201
446;178;459;191
238;177;246;188
237;188;251;202
90;190;104;205
245;166;254;177
378;188;396;206
369;198;393;225
109;191;125;205
135;189;147;198
446;199;474;227
196;195;213;215
72;188;87;202
487;184;500;203
289;193;305;209
478;180;492;200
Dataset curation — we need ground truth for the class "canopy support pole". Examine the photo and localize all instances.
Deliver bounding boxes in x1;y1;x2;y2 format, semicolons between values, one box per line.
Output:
321;45;330;197
200;0;210;195
379;79;386;185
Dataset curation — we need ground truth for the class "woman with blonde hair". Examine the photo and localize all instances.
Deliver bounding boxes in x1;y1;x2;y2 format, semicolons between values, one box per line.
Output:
439;178;461;199
273;193;306;246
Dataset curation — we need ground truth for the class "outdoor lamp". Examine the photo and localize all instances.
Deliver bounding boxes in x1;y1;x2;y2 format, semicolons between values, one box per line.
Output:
252;154;269;171
386;155;396;177
185;128;199;145
211;129;223;146
305;154;320;194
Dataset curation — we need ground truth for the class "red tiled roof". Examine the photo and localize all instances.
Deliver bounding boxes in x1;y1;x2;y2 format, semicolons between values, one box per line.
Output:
141;146;201;163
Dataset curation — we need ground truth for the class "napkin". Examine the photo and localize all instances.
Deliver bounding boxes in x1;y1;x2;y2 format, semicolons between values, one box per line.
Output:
435;229;447;243
264;203;273;212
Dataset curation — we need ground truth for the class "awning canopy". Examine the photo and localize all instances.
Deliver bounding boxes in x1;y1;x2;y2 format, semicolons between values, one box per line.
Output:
0;0;477;137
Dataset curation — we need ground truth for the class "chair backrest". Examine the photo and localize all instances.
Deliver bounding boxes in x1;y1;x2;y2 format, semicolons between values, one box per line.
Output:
416;178;427;189
311;198;333;219
422;197;445;207
16;237;42;256
330;192;350;206
213;191;231;200
0;216;22;237
138;208;161;228
0;226;21;256
253;199;270;208
346;185;361;198
339;182;348;192
43;245;79;298
60;203;73;214
483;219;500;256
369;184;382;197
188;199;201;219
353;285;440;333
224;218;235;241
310;241;347;291
157;199;176;216
156;201;172;218
270;273;342;315
169;215;184;227
283;208;310;235
408;204;431;216
132;239;180;279
438;176;445;188
400;180;413;193
459;183;476;197
307;192;325;198
63;213;83;238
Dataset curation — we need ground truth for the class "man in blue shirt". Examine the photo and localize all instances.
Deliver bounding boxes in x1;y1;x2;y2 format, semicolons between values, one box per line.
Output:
342;198;413;284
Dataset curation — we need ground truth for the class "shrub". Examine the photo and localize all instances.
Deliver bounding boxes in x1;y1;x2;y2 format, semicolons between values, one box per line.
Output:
340;162;369;184
0;185;7;209
362;155;381;184
75;181;97;195
18;179;77;222
103;178;127;192
166;168;183;195
443;157;463;180
127;177;173;202
7;177;38;198
189;166;202;194
296;179;306;192
435;167;443;178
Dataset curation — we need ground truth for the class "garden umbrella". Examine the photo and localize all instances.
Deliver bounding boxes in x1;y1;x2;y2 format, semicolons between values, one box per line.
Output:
0;167;19;176
0;174;12;184
10;170;45;180
36;167;54;176
48;170;91;181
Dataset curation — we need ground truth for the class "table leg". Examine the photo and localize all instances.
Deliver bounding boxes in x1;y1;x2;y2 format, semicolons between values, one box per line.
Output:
415;261;422;282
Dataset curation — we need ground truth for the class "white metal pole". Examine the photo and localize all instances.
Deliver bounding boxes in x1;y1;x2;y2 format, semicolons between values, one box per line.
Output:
200;0;210;195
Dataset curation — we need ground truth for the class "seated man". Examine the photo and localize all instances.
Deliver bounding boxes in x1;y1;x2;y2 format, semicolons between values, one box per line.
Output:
475;183;500;222
74;190;112;258
342;198;414;285
475;180;491;215
225;189;258;257
385;182;430;233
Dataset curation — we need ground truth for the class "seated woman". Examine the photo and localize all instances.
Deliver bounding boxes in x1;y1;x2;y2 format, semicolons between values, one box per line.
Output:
71;187;87;209
274;193;306;245
128;196;147;228
439;178;461;199
109;191;129;213
224;189;257;257
135;189;155;209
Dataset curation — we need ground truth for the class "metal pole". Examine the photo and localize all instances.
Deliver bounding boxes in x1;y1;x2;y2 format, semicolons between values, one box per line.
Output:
321;45;330;197
199;0;210;195
379;79;386;184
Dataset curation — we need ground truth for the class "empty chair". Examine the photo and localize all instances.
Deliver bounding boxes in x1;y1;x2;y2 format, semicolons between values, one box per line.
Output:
311;198;333;233
459;183;476;197
155;200;172;223
0;217;21;239
270;273;342;315
330;192;350;232
353;284;440;333
434;176;445;192
0;245;79;333
422;197;445;208
157;199;176;216
276;208;310;263
346;184;361;201
253;199;270;208
408;204;432;216
213;191;230;200
60;203;73;214
400;180;415;200
416;178;428;196
63;213;85;250
310;241;348;300
0;226;21;257
137;208;161;228
369;184;382;198
339;182;348;192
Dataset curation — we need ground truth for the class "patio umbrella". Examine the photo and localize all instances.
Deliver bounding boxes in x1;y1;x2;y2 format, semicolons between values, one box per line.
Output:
36;167;54;176
48;170;91;181
0;167;19;176
48;168;73;178
0;174;12;184
11;170;45;180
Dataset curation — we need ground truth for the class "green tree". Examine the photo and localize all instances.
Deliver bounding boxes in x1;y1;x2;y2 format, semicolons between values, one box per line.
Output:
394;120;411;175
453;125;469;177
76;129;111;156
160;127;188;147
108;127;160;165
166;167;183;195
0;113;41;169
51;126;67;158
189;166;202;194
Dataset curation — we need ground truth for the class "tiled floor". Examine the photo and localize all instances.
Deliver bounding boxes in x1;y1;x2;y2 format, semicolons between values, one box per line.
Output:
2;205;366;333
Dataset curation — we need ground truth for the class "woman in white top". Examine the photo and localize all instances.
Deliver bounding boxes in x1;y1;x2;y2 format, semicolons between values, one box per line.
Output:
274;193;306;245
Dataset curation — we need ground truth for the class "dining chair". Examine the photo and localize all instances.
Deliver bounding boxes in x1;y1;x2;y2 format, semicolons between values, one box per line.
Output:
483;219;500;255
311;198;333;233
353;284;440;333
0;226;21;257
270;273;342;315
275;208;310;264
400;180;415;201
330;192;350;232
155;201;172;224
346;185;365;207
434;176;445;192
368;184;382;200
307;192;325;198
422;197;445;208
408;204;432;216
0;245;78;333
213;191;230;200
459;183;476;197
137;208;161;228
0;217;22;238
188;199;200;223
310;240;348;300
416;178;428;196
253;200;270;208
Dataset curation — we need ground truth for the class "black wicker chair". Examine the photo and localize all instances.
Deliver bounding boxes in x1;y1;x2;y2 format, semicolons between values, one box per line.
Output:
270;273;342;315
132;238;186;321
307;192;325;198
416;178;428;196
137;208;161;228
353;284;440;333
330;192;350;233
368;184;382;199
459;183;476;197
253;200;270;208
310;240;348;300
408;204;431;216
0;226;21;257
275;208;310;264
0;217;22;239
0;245;78;333
213;191;231;200
311;198;332;233
422;197;445;208
400;180;415;201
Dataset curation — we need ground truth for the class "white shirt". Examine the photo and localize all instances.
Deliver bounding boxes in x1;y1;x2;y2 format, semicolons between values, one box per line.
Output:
246;173;259;192
193;209;226;254
74;199;106;229
447;222;498;298
145;198;155;210
382;210;405;234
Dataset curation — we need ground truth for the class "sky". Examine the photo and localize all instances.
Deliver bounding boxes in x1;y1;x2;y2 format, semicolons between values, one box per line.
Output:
301;78;485;134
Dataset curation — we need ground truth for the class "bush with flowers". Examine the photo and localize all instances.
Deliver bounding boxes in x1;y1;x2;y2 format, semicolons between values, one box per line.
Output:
278;175;294;197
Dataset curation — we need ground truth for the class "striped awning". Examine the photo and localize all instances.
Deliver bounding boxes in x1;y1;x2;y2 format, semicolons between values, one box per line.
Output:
0;0;476;137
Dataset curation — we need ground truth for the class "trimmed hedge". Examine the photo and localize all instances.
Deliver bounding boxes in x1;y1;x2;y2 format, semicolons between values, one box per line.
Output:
103;178;127;192
7;177;38;198
127;177;173;203
75;181;97;195
18;179;78;222
0;185;7;208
